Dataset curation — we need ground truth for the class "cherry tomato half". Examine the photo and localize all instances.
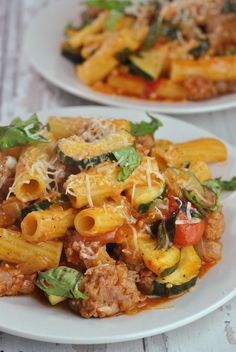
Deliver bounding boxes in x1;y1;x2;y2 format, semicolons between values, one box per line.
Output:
174;211;205;246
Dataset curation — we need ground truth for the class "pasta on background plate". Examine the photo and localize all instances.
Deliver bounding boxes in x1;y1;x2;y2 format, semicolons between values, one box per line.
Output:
0;112;235;318
61;0;236;103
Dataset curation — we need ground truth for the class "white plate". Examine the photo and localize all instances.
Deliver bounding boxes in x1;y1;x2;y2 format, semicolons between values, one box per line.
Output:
25;0;236;115
1;106;236;344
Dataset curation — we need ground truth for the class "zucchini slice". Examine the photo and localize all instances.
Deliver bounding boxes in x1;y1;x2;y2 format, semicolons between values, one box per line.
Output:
129;46;168;81
164;167;205;198
21;199;52;219
47;294;67;306
138;233;180;278
153;246;202;296
57;130;134;168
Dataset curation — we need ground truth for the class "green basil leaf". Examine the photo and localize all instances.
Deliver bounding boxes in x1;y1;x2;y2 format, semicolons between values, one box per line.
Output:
143;20;178;50
106;9;124;30
189;40;210;59
36;266;86;299
85;0;131;11
130;113;163;136
222;0;236;13
0;114;48;150
111;146;141;181
209;177;236;191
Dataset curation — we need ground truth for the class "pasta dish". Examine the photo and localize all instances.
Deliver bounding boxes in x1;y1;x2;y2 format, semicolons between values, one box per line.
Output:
0;113;235;318
61;0;236;102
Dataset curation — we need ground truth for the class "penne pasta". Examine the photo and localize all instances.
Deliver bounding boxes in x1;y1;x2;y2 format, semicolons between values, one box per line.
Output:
21;208;76;243
0;228;62;269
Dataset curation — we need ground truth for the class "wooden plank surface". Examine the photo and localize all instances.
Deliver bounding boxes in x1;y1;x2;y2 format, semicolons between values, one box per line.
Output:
1;1;236;351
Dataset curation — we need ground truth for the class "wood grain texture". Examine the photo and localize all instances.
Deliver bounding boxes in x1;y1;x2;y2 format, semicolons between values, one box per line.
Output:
1;1;236;351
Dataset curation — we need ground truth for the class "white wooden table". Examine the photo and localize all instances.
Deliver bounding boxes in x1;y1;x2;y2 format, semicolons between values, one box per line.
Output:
1;1;236;351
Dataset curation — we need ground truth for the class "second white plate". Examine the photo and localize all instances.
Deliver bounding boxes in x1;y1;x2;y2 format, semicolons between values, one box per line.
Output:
25;0;236;115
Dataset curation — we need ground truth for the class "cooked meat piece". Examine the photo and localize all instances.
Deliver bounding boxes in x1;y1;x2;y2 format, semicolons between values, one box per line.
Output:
0;264;36;297
184;77;236;101
64;233;114;269
184;76;217;101
215;81;236;95
70;263;144;318
204;207;224;241
138;269;156;295
208;14;236;54
115;225;144;272
135;135;154;156
195;238;222;262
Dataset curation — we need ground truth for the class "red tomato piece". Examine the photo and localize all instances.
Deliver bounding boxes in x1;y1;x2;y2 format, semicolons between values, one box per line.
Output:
174;211;205;246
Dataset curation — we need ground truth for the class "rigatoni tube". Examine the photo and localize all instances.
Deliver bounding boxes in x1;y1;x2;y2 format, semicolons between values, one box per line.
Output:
0;228;62;269
21;208;76;243
74;206;125;237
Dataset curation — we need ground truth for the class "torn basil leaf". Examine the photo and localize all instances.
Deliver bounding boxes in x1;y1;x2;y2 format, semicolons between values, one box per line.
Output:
211;176;236;191
222;0;236;13
143;20;178;50
130;113;163;137
85;0;131;11
0;114;48;150
36;266;86;299
111;146;141;181
106;9;124;30
189;40;209;59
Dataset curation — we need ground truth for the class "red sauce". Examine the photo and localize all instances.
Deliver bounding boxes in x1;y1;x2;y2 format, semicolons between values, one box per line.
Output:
199;261;217;278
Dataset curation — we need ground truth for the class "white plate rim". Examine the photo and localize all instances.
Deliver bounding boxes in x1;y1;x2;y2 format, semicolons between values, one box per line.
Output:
24;0;236;115
0;106;236;344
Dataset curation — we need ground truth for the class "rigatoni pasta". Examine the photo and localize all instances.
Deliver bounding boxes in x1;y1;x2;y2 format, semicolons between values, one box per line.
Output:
0;228;62;269
21;208;76;243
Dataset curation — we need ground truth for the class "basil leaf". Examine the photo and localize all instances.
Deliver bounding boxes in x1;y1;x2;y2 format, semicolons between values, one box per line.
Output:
143;20;178;50
106;9;124;30
222;0;236;13
0;114;48;150
85;0;131;11
21;199;52;219
225;48;235;56
36;266;86;299
212;176;236;191
138;201;153;213
130;113;163;136
115;48;132;64
111;146;141;181
189;40;209;59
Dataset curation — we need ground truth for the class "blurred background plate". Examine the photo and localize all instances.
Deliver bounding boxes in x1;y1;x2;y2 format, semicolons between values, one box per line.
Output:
25;0;236;115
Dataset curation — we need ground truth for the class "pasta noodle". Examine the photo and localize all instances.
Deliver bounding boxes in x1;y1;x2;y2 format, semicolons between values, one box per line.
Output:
64;157;163;208
21;208;76;243
13;144;54;202
0;228;62;269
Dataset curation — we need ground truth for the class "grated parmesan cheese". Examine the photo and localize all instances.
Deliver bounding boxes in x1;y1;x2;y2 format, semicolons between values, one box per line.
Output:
85;174;94;207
